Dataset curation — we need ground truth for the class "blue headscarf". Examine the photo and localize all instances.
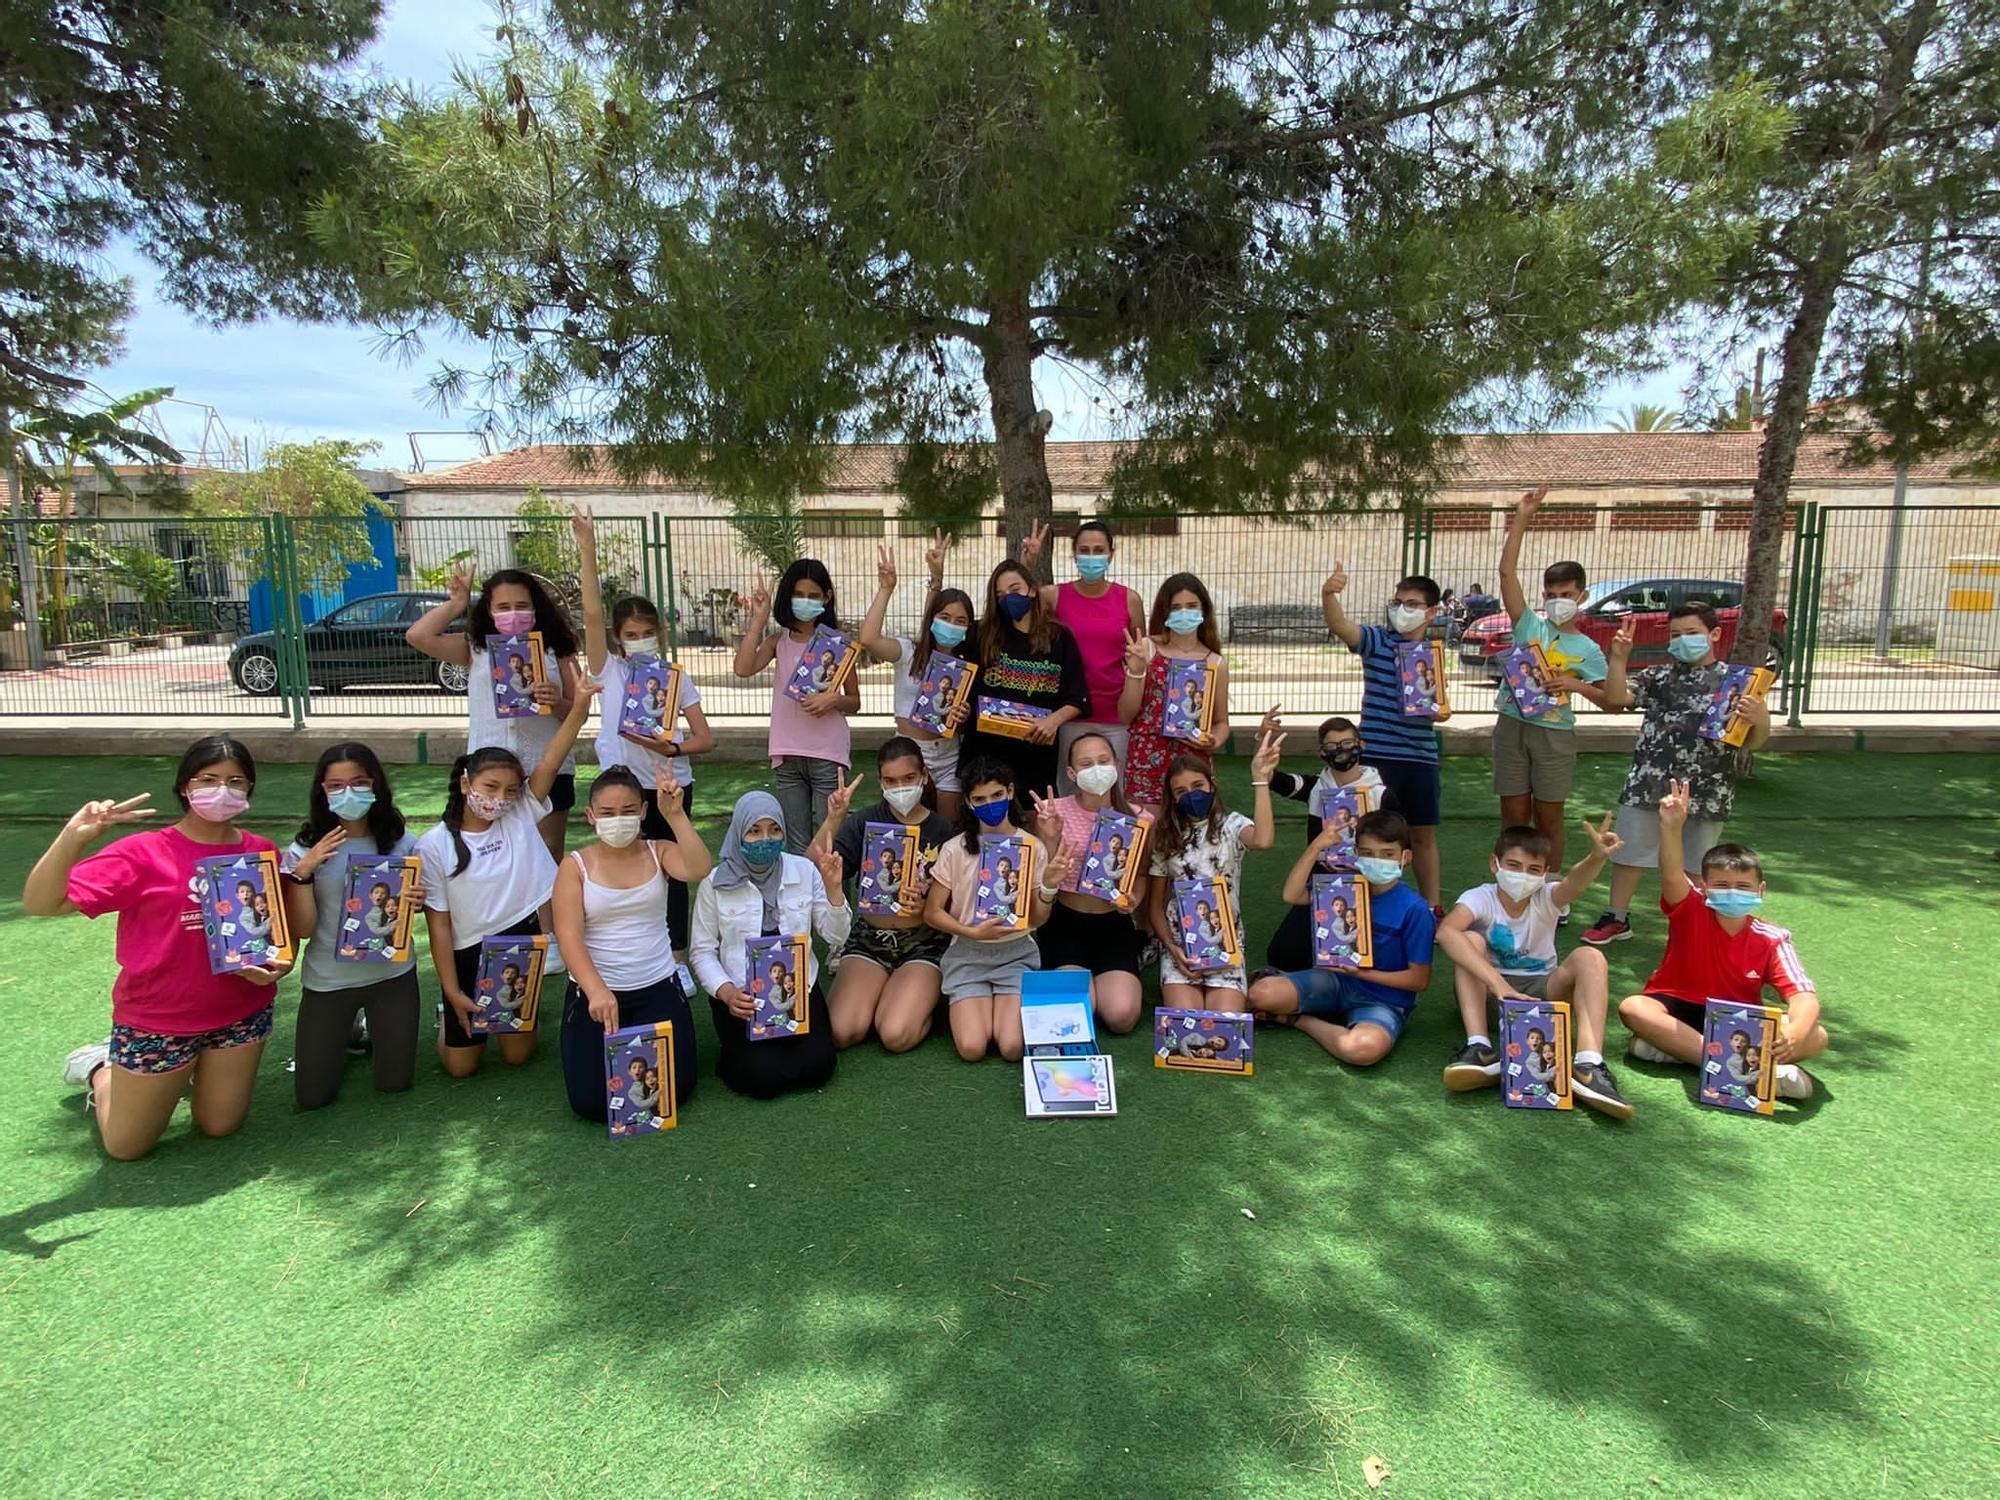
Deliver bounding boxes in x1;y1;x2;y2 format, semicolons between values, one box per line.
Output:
714;790;788;927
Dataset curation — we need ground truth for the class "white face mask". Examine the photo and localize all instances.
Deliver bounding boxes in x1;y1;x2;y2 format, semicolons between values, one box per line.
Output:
1495;868;1545;900
882;783;925;816
1073;763;1119;797
1543;598;1580;627
595;814;644;848
1388;603;1427;634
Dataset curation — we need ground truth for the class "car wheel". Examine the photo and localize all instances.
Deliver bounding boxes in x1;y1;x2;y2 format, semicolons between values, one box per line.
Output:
435;659;471;694
233;650;280;696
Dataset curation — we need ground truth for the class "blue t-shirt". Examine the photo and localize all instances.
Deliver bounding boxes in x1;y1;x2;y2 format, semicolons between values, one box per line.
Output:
1347;878;1437;1014
1352;624;1439;764
1495;610;1607;731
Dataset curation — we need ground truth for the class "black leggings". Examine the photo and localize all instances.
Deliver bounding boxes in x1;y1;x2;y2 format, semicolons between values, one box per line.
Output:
559;972;698;1122
1265;903;1313;974
638;779;695;950
710;982;837;1100
294;970;421;1110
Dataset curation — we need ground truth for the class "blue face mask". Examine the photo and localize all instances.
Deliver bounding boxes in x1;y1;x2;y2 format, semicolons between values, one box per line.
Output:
998;592;1034;622
1165;607;1204;636
327;787;376;820
1355;856;1404;887
1668;633;1712;664
1176;788;1215;819
929;618;968;649
972;797;1012;827
791;596;826;623
740;837;785;867
1074;555;1111;582
1704;888;1764;918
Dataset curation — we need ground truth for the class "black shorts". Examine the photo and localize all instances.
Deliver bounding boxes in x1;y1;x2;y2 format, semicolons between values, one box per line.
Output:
1363;755;1441;828
441;910;544;1049
547;773;577;812
1035;899;1143;977
1649;993;1708;1032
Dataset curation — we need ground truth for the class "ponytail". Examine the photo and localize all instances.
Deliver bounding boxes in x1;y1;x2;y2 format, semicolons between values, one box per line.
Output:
442;748;524;876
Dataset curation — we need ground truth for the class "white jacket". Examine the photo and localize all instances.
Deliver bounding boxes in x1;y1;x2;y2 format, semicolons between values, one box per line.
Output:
689;852;852;997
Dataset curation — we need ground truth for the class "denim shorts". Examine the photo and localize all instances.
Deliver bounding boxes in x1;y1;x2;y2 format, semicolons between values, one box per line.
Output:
1281;969;1409;1043
110;1004;275;1075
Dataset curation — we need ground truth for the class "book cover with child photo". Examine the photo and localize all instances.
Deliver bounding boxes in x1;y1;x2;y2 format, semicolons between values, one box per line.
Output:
1498;638;1565;720
1500;997;1573;1110
604;1020;678;1140
469;934;549;1033
746;933;812;1041
1699;998;1782;1116
1160;659;1216;742
782;624;861;703
196;849;294;975
973;696;1053;740
1309;873;1374;970
1699;664;1776;745
1075;808;1150;905
1308;784;1372;870
617;653;685;752
1397;640;1450;721
487;631;550;719
1021;1054;1119;1118
1153;1007;1254;1075
334;854;421;964
858;821;921;918
909;652;976;738
974;834;1036;927
1171;874;1240;974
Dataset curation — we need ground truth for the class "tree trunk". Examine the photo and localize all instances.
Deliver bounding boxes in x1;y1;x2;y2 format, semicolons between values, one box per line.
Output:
981;291;1053;560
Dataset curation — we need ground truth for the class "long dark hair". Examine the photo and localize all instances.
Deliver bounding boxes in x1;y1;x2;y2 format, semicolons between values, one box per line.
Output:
442;747;526;876
467;568;579;658
296;742;407;853
909;585;976;677
173;735;257;810
1154;752;1226;860
773;558;838;631
956;757;1018;852
977;559;1052;662
1149;572;1223;654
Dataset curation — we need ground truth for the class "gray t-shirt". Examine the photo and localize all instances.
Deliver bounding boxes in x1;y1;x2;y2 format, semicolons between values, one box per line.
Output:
284;831;420;991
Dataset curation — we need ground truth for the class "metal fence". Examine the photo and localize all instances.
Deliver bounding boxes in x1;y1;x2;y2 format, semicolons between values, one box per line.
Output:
4;503;1998;723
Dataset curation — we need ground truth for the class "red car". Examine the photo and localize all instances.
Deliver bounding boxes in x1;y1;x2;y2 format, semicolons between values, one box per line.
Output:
1457;577;1788;676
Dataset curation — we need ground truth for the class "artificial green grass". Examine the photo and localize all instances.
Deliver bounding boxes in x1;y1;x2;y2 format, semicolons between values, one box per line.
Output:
1;751;1995;1498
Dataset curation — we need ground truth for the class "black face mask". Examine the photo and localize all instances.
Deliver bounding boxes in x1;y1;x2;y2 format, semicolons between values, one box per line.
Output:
1322;745;1362;771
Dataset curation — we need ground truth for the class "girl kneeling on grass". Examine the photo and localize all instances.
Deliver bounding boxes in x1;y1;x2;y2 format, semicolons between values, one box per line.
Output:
26;736;292;1161
416;686;598;1078
552;768;713;1122
923;760;1069;1062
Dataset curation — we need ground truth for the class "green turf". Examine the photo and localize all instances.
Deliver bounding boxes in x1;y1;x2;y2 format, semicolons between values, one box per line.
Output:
1;751;1995;1498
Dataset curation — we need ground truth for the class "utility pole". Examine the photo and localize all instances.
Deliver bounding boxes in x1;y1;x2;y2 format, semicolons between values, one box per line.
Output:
2;409;48;670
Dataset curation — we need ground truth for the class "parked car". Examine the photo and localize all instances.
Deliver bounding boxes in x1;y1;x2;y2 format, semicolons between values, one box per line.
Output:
229;592;468;696
1457;577;1787;677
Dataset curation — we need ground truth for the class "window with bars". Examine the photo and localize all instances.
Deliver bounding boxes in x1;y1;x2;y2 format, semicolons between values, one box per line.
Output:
801;510;888;538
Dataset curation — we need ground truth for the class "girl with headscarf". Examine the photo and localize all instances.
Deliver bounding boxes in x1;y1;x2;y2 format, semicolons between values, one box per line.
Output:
689;791;850;1097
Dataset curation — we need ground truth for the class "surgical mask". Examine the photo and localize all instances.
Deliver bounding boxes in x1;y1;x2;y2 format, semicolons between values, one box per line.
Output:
998;592;1034;622
186;784;250;821
1074;555;1111;582
1388;604;1428;634
1495;868;1545;900
1176;788;1215;819
882;784;925;816
1355;856;1404;887
463;789;513;822
1704;888;1764;919
929;618;967;649
740;837;785;866
1543;598;1580;627
492;608;536;636
1073;763;1119;797
1668;633;1712;664
1164;607;1204;636
972;798;1012;827
327;786;376;820
595;814;643;848
790;596;825;623
1321;745;1362;772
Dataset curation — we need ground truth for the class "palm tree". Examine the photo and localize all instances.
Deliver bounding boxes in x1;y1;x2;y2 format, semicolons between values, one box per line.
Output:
1607;403;1685;433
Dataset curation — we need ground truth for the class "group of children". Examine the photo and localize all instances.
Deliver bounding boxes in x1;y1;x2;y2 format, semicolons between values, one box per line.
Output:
24;497;1827;1159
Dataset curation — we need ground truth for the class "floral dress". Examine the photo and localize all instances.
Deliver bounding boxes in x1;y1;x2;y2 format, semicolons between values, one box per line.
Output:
1149;810;1253;989
1126;652;1215;806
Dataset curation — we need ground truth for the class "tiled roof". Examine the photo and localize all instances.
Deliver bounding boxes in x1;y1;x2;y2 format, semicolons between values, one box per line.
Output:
405;432;1968;493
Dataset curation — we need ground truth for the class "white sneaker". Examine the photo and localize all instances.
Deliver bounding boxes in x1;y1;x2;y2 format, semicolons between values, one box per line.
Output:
1629;1038;1676;1064
63;1041;109;1090
675;961;698;997
1775;1063;1816;1100
543;938;567;976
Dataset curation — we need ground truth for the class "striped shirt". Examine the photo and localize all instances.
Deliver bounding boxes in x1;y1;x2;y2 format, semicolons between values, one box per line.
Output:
1644;886;1814;1005
1352;625;1439;764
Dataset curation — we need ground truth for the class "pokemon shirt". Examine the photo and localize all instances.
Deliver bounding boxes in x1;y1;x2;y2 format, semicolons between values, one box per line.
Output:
1451;881;1569;976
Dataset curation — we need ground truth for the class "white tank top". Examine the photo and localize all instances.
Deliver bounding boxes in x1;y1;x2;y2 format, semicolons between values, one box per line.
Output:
570;846;674;991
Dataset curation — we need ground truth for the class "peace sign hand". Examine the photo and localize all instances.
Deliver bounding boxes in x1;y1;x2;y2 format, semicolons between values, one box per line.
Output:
1123;626;1156;675
1041;839;1074;892
1609;618;1636;662
446;559;475;608
876;543;898;592
1018;520;1051;570
826;773;864;824
1580;810;1622;858
1250;729;1285;783
1026;787;1064;847
744;578;772;615
63;793;154;846
924;527;953;582
1657;779;1691;829
569;502;595;550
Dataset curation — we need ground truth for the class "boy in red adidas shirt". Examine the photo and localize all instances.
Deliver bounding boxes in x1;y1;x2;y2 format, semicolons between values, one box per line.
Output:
1617;779;1828;1100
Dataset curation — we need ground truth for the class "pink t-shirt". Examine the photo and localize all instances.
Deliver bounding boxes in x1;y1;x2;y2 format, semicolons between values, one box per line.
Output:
1055;581;1137;724
1042;794;1101;893
67;825;280;1035
768;629;853;766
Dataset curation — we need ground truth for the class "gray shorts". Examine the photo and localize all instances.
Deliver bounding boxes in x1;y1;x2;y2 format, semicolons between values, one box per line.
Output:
919;735;962;793
1497;971;1551;999
1491;713;1579;801
1611;804;1726;871
941;931;1042;1003
1055;722;1130;794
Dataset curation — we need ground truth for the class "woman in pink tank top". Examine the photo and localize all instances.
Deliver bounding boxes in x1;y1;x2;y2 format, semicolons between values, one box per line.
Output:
1022;519;1145;791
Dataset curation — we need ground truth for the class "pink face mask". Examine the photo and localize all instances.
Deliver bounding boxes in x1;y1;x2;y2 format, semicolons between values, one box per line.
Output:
492;608;536;636
186;784;251;821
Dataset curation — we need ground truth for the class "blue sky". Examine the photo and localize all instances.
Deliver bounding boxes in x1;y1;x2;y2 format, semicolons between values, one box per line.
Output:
93;0;1690;468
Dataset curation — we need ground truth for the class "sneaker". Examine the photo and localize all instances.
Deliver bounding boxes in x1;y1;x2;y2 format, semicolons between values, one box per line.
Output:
347;1012;372;1057
1430;903;1447;923
1556;911;1571;928
1443;1041;1501;1091
1571;1059;1634;1119
63;1041;109;1090
543;939;567;976
1581;913;1632;945
1628;1038;1676;1064
675;961;698;998
1775;1063;1817;1101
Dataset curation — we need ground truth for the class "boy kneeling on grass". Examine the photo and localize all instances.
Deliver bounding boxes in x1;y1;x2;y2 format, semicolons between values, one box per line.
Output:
1246;810;1435;1067
1617;780;1826;1101
1438;816;1630;1118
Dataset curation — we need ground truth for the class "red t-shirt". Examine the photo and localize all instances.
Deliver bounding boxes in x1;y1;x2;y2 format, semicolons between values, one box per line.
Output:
1643;885;1813;1006
67;825;279;1035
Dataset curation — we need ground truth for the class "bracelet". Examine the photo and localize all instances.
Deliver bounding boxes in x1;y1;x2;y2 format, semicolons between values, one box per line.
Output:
1036;884;1061;901
1250;781;1270;787
1124;669;1146;680
281;867;314;886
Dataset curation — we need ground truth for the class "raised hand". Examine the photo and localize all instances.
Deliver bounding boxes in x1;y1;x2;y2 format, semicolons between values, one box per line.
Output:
655;778;686;819
876;542;898;592
1019;520;1051;570
1515;484;1548;520
1027;788;1064;846
1257;703;1283;740
1321;561;1349;598
446;559;475;608
745;579;772;616
1657;779;1690;829
825;773;864;824
1580;811;1622;858
63;793;154;845
1123;625;1156;675
924;526;953;582
1250;729;1285;783
810;843;845;893
1041;839;1074;892
296;824;348;877
1609;618;1635;662
569;502;595;550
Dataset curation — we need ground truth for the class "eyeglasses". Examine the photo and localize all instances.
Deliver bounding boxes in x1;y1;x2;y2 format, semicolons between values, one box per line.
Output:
188;774;251;793
322;777;375;794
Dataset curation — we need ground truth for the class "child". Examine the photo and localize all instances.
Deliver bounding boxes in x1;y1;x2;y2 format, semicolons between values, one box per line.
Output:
1616;780;1825;1100
1320;561;1446;910
1261;713;1399;970
732;558;860;853
1437;817;1631;1118
923;759;1066;1063
1247;810;1436;1067
960;560;1091;799
857;538;975;821
1583;603;1773;945
415;686;597;1078
688;791;850;1099
1117;572;1232;811
407;562;582;861
1145;736;1281;1011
